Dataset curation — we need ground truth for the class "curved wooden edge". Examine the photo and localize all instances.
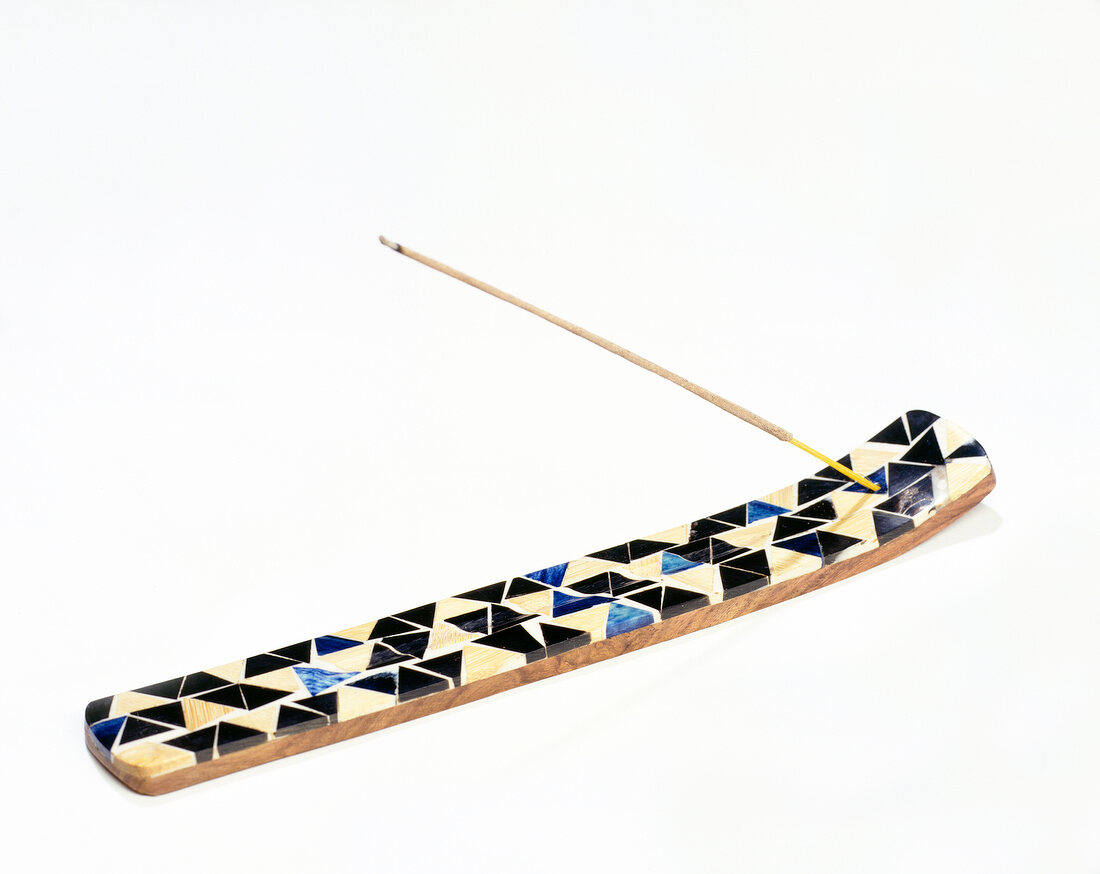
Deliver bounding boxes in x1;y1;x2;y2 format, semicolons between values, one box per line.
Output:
89;468;996;795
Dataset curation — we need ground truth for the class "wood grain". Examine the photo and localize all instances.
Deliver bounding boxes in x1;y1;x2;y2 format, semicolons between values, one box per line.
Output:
87;468;995;795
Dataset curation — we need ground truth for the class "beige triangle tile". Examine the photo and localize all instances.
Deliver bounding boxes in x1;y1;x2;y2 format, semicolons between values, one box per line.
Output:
322;644;376;672
334;620;376;642
434;598;487;621
208;660;244;683
714;519;775;551
940;420;973;455
625;552;663;579
761;484;798;511
766;545;821;583
181;697;237;731
663;564;720;596
242;666;302;692
562;557;620;586
830;490;881;519
462;644;526;684
224;704;279;734
946;459;992;500
507;589;554;616
645;523;689;544
114;742;195;777
822;510;877;544
850;447;899;474
337;686;395;720
110;691;174;717
547;603;611;642
427;623;479;654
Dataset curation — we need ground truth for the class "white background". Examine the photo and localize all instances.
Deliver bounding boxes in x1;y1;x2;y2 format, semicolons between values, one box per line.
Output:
2;2;1098;871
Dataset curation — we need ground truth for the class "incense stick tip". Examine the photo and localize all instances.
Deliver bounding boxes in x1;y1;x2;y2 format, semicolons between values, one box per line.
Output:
379;235;401;252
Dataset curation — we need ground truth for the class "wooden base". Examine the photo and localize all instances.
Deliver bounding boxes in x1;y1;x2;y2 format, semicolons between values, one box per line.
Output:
88;468;995;795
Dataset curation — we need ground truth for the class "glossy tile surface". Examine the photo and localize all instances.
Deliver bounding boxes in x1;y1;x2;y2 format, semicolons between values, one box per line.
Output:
86;411;992;783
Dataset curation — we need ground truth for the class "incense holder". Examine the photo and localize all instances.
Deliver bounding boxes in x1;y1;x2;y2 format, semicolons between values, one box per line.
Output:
86;410;994;794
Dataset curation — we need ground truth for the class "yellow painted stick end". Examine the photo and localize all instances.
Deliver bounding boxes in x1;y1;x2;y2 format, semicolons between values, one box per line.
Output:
788;437;881;491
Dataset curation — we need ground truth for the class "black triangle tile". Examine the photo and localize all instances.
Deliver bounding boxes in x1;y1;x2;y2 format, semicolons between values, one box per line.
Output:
418;651;463;683
275;705;328;736
348;671;397;695
85;696;113;726
381;631;430;659
797;478;842;505
661;586;709;619
217;721;267;755
948;440;986;459
887;461;933;494
626;586;664;611
870;417;910;445
719;566;768;599
722;549;770;578
297;691;339;717
609;573;653;596
906;410;938;437
133;677;184;700
540;623;591;657
900;429;945;466
875;475;935;517
448;608;490;635
490;604;534;632
711;504;747;527
119;716;173;745
817;531;863;561
244;653;299;679
665;539;711;563
369;644;412;669
506;577;549;598
397;666;450;703
240;684;293;710
628;539;672;560
393;603;436;628
180;671;231;697
269;640;313;663
456;581;508;603
689;518;733;540
193;684;246;709
587;543;631;564
709;539;747;564
570;572;611;595
797;498;837;521
132;700;187;728
872;510;915;544
773;515;823;541
477;625;546;661
165;726;217;763
368;616;420;639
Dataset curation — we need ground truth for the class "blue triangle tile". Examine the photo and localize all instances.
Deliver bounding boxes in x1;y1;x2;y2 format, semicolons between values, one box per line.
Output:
293;666;360;696
774;532;822;558
844;467;887;493
605;602;655;637
525;563;568;588
314;635;360;656
747;500;788;524
552;590;612;618
90;716;126;751
661;552;703;575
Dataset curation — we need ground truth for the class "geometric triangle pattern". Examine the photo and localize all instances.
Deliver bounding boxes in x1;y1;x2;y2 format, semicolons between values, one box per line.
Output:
85;410;993;785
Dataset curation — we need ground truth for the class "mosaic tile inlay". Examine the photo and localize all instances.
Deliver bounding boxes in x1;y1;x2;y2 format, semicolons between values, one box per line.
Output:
86;411;992;788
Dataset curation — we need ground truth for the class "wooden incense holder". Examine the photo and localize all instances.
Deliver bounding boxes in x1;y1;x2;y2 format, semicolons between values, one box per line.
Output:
86;410;994;794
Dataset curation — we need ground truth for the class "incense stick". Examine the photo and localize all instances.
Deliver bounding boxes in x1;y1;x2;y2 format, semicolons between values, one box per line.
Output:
379;236;879;491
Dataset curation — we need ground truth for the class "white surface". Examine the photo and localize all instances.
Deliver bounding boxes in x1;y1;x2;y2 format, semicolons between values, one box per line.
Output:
2;2;1099;871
